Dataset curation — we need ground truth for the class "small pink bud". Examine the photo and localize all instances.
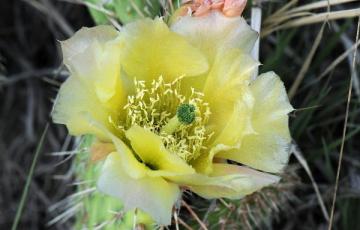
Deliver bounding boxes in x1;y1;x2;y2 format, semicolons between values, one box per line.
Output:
223;0;247;17
211;0;225;10
193;1;212;16
174;0;247;19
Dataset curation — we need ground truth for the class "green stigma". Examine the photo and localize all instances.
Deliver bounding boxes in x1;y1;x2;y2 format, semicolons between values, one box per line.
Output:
161;103;196;135
177;104;196;125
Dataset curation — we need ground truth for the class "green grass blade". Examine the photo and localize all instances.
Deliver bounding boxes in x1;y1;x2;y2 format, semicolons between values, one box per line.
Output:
11;123;49;230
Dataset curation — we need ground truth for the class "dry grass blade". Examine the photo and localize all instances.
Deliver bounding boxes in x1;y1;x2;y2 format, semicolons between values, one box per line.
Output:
319;39;360;79
178;217;193;230
182;200;208;230
288;22;325;99
266;0;298;20
336;25;360;99
265;0;356;25
264;12;313;27
288;0;358;13
167;0;175;14
281;9;360;28
292;143;329;221
22;0;74;36
328;16;360;230
263;8;360;37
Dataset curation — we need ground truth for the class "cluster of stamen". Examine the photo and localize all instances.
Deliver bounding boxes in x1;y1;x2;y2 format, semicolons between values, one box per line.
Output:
120;76;212;162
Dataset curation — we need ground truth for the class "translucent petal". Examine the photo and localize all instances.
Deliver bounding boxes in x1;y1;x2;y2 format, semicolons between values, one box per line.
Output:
217;72;294;173
166;163;279;199
119;18;208;82
188;53;258;174
61;25;118;61
171;11;258;63
191;50;258;147
52;77;110;140
98;152;180;226
79;115;149;179
188;163;280;199
166;169;241;187
206;83;255;148
190;143;236;175
60;25;129;114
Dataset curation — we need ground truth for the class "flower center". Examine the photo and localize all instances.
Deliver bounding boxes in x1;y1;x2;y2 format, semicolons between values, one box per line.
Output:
177;104;196;125
112;76;213;162
161;103;196;135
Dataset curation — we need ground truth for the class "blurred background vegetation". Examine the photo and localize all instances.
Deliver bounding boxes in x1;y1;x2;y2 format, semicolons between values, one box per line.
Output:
0;0;360;229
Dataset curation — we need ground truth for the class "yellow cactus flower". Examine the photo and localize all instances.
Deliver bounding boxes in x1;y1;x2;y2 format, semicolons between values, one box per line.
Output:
52;2;293;226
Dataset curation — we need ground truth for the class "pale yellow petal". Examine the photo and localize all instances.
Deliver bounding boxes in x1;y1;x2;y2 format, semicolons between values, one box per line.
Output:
208;85;255;147
86;119;195;178
217;72;294;173
171;11;258;63
190;53;258;174
203;50;258;146
188;163;280;199
61;25;129;114
98;152;180;226
181;48;258;94
61;25;118;62
190;94;254;175
166;163;279;199
119;18;208;82
52;77;110;140
190;143;235;175
166;170;241;187
203;49;259;94
81;115;149;178
125;125;195;175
